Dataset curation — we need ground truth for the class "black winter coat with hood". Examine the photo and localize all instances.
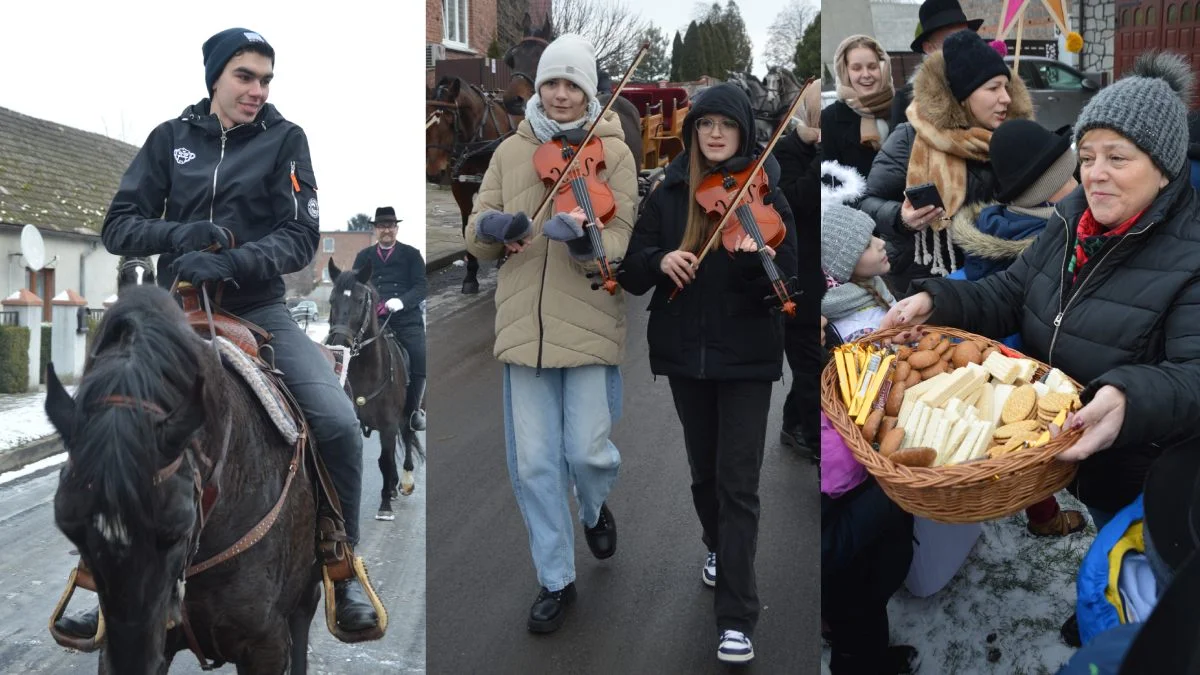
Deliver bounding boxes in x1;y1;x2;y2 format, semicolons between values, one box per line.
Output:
102;99;320;313
620;84;799;381
914;175;1200;513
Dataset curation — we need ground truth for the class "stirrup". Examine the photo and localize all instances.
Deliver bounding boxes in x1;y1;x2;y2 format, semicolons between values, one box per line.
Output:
322;555;388;643
49;565;106;652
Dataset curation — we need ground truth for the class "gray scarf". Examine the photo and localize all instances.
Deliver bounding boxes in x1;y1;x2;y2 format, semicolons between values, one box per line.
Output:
821;276;895;321
524;96;602;143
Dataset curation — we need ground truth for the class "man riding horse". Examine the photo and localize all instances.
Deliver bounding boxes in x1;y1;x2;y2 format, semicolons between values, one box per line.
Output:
54;26;378;639
353;206;427;431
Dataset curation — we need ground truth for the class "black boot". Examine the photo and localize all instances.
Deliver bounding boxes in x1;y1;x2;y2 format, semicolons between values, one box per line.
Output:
406;376;426;431
528;583;576;633
584;503;616;559
54;605;100;639
334;579;379;632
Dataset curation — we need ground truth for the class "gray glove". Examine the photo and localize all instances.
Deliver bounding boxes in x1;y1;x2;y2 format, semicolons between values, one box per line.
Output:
544;212;595;261
475;211;532;244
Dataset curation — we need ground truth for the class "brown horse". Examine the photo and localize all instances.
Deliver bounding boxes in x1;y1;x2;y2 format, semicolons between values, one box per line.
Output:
426;76;516;294
47;284;320;674
500;13;644;169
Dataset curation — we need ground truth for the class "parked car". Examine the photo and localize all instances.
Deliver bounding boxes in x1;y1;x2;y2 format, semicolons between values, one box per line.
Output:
1004;56;1100;132
289;300;319;326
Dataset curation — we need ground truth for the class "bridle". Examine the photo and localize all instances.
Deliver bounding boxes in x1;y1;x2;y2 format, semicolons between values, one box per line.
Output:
118;257;155;286
324;281;397;407
426;81;514;175
505;36;549;93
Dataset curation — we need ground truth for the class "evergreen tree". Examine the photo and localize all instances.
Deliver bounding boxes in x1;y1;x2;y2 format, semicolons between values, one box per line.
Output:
634;25;672;82
682;21;703;80
670;30;685;81
793;11;821;80
722;1;754;72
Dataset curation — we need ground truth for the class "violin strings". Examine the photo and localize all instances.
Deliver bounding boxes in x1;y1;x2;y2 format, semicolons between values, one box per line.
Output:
568;176;611;275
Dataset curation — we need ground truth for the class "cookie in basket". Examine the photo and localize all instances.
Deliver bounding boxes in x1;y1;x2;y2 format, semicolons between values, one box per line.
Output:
1001;384;1037;424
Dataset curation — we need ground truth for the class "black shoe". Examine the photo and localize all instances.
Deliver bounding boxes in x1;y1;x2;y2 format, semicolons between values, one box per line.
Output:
461;278;480;294
527;583;576;633
334;579;379;633
54;606;100;639
1061;612;1081;648
781;427;820;462
888;645;921;674
584;503;616;559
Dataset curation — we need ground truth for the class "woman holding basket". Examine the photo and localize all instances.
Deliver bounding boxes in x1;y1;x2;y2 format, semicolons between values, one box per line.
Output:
881;51;1200;540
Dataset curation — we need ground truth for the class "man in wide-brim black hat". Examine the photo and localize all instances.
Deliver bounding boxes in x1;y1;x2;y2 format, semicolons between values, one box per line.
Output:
889;0;985;128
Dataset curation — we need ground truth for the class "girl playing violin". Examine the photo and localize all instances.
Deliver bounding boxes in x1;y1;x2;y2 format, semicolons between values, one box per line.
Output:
619;82;799;665
464;33;638;634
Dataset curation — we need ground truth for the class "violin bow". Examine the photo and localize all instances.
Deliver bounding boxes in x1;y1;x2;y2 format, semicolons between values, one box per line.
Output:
528;41;653;225
691;75;817;265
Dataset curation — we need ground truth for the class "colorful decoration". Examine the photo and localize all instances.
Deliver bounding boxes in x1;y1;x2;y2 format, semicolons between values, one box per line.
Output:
1040;0;1072;35
1066;31;1084;53
998;0;1032;40
989;39;1010;57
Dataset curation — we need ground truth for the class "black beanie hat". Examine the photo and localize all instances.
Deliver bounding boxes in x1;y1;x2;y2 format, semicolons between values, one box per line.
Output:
202;28;274;94
942;31;1010;102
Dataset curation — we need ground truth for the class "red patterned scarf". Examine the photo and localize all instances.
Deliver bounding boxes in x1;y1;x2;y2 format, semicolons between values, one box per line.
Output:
1068;207;1146;283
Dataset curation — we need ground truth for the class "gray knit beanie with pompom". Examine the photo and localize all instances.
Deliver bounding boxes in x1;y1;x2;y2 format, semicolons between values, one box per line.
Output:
1074;51;1195;178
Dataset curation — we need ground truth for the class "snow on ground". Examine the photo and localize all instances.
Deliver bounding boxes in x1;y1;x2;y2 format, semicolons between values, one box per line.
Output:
822;489;1095;675
0;385;74;453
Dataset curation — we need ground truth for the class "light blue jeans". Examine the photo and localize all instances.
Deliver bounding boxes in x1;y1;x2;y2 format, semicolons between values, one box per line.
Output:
503;363;623;591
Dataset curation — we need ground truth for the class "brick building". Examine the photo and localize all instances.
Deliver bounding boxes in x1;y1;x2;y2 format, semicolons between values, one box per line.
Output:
310;231;376;286
427;0;501;87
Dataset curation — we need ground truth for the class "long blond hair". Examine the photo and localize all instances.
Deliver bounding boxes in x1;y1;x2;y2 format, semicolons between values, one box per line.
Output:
680;128;719;254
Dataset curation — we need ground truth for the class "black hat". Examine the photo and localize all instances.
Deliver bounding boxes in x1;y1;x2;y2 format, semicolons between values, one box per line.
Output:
371;206;400;225
991;121;1075;204
910;0;984;54
943;30;1011;102
202;28;274;94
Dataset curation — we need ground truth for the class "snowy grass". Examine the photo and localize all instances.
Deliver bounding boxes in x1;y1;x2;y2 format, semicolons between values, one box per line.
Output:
822;490;1094;674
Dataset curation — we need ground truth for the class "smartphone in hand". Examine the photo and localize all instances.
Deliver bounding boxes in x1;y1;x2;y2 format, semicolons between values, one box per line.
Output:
904;182;944;210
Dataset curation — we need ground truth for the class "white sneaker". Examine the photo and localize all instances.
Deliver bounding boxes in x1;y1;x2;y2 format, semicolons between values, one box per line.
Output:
717;629;754;664
702;551;717;587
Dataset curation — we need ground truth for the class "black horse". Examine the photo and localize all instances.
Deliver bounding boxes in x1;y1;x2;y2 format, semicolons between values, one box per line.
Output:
47;285;320;674
117;256;157;290
325;259;422;521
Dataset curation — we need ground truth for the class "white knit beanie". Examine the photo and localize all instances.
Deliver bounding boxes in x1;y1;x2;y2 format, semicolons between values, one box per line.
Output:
535;34;599;102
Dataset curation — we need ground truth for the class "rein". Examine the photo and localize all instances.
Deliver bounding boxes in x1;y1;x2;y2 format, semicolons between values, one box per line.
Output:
324;284;396;407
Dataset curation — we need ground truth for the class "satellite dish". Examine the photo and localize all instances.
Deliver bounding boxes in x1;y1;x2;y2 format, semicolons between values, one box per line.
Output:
20;225;45;272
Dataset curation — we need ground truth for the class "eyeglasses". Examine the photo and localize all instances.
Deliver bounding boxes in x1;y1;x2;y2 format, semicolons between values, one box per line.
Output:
375;223;398;229
696;118;739;133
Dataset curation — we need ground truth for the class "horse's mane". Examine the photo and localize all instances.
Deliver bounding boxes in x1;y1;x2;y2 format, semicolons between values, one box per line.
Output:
68;285;208;539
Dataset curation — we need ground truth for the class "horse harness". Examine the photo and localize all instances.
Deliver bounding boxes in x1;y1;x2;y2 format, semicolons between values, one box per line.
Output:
426;81;515;182
505;35;548;94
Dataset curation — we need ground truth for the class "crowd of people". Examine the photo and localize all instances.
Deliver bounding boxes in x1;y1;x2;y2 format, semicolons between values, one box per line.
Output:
822;0;1200;673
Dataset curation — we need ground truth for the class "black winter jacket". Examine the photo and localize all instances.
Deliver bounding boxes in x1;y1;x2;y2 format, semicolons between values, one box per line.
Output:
102;100;320;312
859;123;997;292
353;243;427;327
620;84;799;381
820;100;881;180
914;176;1200;513
774;131;824;328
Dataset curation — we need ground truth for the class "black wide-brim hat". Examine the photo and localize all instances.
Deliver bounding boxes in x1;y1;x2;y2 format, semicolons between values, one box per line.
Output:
911;0;985;53
993;122;1074;203
371;206;400;224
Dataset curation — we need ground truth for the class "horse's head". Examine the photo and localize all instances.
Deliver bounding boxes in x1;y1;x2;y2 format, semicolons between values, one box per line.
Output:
426;76;463;182
325;258;379;353
502;12;552;115
46;285;211;674
117;256;156;290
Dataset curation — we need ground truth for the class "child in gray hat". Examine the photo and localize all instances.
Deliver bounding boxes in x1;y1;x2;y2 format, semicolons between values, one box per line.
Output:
822;203;896;344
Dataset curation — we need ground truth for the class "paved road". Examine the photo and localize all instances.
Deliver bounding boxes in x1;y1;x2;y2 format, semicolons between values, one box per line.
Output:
0;431;426;673
426;263;821;674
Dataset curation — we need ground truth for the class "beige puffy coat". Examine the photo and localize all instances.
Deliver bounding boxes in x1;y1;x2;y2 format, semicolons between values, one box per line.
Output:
466;111;637;368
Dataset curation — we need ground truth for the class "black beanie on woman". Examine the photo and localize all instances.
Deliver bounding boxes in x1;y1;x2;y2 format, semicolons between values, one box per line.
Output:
942;31;1010;102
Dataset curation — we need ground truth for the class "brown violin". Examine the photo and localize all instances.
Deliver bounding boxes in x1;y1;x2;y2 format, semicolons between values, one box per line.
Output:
533;135;619;294
527;40;652;295
693;164;794;316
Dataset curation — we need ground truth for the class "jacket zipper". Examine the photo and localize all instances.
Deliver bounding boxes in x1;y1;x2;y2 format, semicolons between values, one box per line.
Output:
208;123;245;223
1048;212;1153;366
535;240;549;373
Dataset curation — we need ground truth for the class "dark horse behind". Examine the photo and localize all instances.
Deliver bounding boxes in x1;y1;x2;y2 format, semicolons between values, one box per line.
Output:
47;284;320;674
325;259;422;521
426;75;516;295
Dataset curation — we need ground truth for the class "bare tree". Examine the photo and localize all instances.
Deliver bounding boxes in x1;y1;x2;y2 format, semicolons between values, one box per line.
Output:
284;262;318;299
552;0;651;75
764;0;818;69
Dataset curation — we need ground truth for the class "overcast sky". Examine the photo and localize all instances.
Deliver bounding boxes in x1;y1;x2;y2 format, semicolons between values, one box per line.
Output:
637;0;820;77
1;1;424;249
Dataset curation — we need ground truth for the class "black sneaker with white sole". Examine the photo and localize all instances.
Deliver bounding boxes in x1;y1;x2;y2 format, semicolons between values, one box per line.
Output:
717;629;754;664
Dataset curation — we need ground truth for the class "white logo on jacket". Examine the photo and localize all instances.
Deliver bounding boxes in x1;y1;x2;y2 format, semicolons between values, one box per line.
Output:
307;197;319;220
173;148;196;165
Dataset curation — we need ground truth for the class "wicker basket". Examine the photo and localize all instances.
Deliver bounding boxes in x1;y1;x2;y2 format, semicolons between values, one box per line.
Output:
822;326;1082;523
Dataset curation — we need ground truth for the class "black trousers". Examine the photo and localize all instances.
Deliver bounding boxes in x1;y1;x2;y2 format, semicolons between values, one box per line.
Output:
388;321;426;417
668;377;772;637
822;480;914;674
782;314;824;448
